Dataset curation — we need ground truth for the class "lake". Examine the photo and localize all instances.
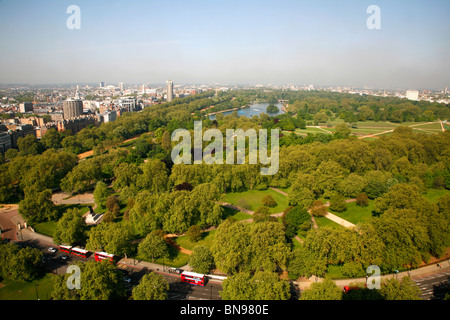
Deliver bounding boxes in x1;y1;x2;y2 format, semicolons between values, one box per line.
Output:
208;102;285;120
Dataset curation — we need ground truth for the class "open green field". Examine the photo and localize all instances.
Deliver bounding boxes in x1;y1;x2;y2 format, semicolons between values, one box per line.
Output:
314;215;346;229
224;188;290;214
284;120;445;139
174;230;216;251
33;203;94;237
0;273;54;300
423;188;450;203
328;200;375;225
136;250;190;269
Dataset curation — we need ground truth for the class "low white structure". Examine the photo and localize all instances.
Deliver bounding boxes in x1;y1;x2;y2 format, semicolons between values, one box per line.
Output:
84;206;103;225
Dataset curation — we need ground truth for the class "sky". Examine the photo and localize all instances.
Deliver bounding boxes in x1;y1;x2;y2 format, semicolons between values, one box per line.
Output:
0;0;448;89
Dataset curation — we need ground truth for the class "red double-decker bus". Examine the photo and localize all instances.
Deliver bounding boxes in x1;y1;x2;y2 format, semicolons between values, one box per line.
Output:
58;245;90;258
94;251;115;262
59;245;72;254
71;247;90;258
180;271;206;286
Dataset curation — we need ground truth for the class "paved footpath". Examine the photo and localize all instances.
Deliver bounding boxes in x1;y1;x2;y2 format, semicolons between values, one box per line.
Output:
294;257;450;291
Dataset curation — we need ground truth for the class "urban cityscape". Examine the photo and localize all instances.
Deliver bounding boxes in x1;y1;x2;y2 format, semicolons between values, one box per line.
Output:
0;0;449;316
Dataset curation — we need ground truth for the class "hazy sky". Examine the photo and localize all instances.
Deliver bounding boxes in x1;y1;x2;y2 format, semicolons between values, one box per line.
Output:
0;0;448;89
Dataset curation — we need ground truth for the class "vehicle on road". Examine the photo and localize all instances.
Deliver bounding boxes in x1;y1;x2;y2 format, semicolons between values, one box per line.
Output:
180;271;207;286
94;251;115;262
48;247;57;253
123;276;132;283
169;267;183;274
58;245;90;258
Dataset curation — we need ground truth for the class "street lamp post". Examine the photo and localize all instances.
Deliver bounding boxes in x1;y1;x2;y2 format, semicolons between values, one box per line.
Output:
35;284;39;300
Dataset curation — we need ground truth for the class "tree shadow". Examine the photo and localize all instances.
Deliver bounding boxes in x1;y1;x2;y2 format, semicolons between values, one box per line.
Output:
168;281;194;300
342;287;385;300
431;276;450;300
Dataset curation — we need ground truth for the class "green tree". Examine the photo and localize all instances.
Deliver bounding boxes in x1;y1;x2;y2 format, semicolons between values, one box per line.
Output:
138;231;169;263
339;173;366;198
0;242;42;282
51;261;126;300
341;262;365;278
221;271;290;300
136;159;168;193
334;123;351;139
53;208;86;245
261;195;277;207
329;194;347;212
105;195;120;213
186;225;202;243
17;134;43;156
247;221;290;272
0;164;15;203
93;181;109;209
132;272;169;300
310;200;327;217
253;206;271;223
19;185;58;223
161;130;171;152
356;193;369;207
112;163;142;191
41;128;62;149
189;245;215;274
86;223;133;257
379;277;422;300
211;219;250;274
299;278;342;300
282;206;311;238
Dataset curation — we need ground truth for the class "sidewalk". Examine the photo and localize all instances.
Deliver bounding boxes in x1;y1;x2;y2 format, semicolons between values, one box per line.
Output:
294;258;450;289
117;257;193;274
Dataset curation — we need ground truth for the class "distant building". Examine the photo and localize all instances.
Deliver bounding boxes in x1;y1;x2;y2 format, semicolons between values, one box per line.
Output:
99;81;106;88
119;98;138;113
19;102;33;113
6;124;36;149
56;116;96;134
406;90;419;101
166;80;174;102
118;82;124;92
0;125;12;154
102;110;117;123
63;98;83;119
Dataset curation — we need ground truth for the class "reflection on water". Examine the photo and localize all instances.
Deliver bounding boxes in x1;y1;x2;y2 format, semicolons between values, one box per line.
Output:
208;102;285;120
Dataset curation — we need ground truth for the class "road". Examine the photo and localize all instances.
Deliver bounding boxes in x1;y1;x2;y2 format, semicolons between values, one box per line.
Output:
16;237;223;300
412;266;450;300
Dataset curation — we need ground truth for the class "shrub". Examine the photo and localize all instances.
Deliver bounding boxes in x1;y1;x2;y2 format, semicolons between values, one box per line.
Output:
262;195;277;207
356;193;369;207
330;194;347;212
310;200;327;217
186;225;202;243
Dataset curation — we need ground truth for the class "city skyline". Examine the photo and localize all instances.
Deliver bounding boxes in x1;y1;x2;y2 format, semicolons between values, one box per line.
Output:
0;0;448;90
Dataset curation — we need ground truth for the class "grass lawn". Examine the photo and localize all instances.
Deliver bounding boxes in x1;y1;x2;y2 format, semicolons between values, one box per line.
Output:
153;252;190;269
423;188;450;203
33;203;94;237
0;273;54;300
328;201;375;225
314;215;346;230
33;221;57;238
224;188;289;214
135;250;190;269
174;230;216;252
221;205;253;221
326;264;345;279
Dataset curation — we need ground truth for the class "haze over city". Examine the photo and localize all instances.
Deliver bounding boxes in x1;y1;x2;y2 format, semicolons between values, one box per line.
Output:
0;0;448;90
